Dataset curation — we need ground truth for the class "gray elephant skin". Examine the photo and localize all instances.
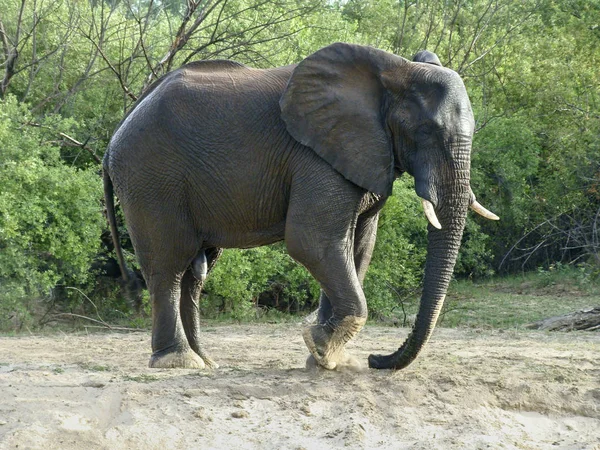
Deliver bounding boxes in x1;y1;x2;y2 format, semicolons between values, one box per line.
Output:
103;43;498;371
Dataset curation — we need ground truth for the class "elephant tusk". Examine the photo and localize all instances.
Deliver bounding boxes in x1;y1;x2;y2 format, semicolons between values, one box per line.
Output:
470;200;500;221
422;199;442;229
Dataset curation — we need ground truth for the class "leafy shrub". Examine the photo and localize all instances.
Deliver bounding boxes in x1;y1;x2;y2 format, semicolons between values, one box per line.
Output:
0;96;104;328
203;244;319;320
363;178;427;317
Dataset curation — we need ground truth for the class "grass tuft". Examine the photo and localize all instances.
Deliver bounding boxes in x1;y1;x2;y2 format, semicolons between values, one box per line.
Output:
438;266;599;328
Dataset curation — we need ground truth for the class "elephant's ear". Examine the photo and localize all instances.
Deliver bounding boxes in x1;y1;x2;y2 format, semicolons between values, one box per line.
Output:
280;43;405;196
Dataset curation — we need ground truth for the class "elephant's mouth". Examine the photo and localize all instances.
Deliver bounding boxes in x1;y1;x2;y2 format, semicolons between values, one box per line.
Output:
418;188;499;230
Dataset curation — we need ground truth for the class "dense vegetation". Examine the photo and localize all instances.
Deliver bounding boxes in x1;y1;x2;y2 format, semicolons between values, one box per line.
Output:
0;0;598;329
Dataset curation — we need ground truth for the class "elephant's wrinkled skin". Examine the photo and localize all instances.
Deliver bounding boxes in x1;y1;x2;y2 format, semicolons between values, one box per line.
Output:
103;43;497;371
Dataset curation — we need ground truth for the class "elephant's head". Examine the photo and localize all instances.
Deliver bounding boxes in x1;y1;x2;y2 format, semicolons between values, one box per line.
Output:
280;43;498;370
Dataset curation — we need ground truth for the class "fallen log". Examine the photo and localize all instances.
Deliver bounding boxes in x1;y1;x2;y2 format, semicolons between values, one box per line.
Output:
526;307;600;331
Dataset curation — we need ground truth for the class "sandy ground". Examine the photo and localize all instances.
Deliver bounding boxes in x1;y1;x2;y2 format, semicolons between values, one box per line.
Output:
0;324;598;450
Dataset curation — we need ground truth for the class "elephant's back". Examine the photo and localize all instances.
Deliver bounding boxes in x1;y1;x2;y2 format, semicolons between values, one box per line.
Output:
170;62;296;134
105;61;303;247
107;62;295;176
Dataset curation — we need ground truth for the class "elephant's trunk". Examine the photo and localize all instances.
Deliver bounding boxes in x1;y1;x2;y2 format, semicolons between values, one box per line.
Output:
369;175;470;370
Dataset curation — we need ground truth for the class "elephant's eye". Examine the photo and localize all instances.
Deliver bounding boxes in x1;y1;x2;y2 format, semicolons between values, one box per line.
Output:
415;123;441;141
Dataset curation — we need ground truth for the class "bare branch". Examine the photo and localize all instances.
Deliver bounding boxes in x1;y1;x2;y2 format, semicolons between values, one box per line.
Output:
24;121;102;164
0;0;24;97
394;0;413;53
181;1;317;65
52;312;114;329
83;31;138;101
0;0;29;74
460;7;538;74
58;132;102;164
127;0;159;80
455;0;497;72
1;0;78;99
0;18;11;59
502;203;600;271
144;0;224;88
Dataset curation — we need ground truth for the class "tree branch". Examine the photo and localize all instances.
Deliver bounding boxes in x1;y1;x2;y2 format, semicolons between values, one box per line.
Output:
24;121;102;164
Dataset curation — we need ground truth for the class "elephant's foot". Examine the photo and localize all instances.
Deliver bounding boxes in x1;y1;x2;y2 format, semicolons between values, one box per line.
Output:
305;353;365;372
302;315;366;371
149;347;207;369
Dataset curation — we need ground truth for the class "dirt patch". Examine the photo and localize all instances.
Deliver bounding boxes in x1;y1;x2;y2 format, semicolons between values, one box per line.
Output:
0;325;598;449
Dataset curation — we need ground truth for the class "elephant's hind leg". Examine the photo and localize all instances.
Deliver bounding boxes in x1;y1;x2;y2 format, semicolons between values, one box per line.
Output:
180;247;222;369
131;221;206;369
147;270;206;369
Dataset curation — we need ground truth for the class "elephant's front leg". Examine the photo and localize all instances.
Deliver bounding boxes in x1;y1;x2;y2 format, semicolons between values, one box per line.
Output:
286;183;371;371
315;212;380;326
303;312;366;371
301;254;367;371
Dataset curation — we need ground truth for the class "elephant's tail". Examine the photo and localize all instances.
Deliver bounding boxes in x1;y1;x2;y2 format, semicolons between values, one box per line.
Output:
103;168;142;311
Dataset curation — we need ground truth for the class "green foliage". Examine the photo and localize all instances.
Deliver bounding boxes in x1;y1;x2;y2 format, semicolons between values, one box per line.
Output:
0;292;33;331
203;245;319;320
439;265;599;328
340;0;600;273
1;0;598;328
454;217;495;278
363;178;427;316
0;95;104;327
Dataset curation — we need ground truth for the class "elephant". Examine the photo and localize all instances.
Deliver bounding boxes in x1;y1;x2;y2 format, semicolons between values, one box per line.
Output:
103;42;498;371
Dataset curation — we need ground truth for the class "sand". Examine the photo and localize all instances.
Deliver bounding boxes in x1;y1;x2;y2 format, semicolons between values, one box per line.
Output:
0;324;598;449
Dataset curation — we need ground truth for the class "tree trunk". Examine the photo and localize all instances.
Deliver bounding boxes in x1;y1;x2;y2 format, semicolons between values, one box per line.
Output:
526;307;600;331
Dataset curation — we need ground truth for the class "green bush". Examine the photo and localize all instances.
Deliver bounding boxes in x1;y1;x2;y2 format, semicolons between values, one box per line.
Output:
0;96;104;328
363;178;427;317
203;244;319;320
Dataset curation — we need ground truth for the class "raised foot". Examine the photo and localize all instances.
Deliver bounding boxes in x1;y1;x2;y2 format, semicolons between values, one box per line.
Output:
302;316;366;371
305;353;365;372
149;348;210;369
